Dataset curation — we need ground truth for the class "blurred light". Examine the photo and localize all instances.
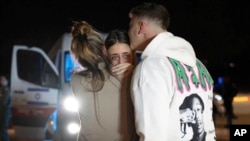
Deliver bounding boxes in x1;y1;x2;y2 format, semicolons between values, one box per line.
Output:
229;62;235;68
49;110;58;131
67;122;80;134
233;96;250;102
217;76;223;85
214;94;223;101
63;96;79;112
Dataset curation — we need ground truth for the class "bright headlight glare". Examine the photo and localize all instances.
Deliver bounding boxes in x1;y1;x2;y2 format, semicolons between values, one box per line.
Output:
67;122;80;134
214;94;222;101
63;97;79;112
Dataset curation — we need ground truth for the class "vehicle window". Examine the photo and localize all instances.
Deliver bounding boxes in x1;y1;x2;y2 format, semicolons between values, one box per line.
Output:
17;50;59;88
64;51;75;83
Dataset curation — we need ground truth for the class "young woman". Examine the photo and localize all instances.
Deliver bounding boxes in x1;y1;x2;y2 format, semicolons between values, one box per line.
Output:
70;21;137;141
105;29;135;81
105;29;138;141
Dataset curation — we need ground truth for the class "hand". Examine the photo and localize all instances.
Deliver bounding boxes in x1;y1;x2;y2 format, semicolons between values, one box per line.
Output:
111;63;133;81
180;108;195;124
179;108;195;139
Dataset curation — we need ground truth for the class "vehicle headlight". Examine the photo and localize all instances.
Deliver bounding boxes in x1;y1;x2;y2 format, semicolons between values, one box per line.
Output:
67;122;80;134
63;96;79;112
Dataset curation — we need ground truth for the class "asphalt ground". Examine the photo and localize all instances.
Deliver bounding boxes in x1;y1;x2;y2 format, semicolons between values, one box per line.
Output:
8;93;250;141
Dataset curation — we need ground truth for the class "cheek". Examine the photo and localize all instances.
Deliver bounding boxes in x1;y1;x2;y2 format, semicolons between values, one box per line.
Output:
128;29;133;39
111;60;119;66
129;26;136;38
129;33;137;49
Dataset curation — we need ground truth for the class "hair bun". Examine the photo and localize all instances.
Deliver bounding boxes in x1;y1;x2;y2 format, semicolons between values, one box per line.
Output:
71;21;92;39
77;33;87;42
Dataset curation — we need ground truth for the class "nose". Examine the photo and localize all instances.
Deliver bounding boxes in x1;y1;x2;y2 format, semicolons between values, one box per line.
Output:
193;111;198;120
120;57;126;64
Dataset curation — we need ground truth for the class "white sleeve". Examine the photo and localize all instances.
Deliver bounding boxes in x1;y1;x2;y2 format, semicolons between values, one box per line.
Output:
131;57;173;141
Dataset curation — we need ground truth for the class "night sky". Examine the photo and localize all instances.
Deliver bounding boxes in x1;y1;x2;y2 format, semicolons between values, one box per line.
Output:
1;0;250;89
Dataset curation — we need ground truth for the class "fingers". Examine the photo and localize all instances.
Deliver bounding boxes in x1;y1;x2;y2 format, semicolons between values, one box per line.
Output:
112;63;131;71
111;63;132;75
111;63;133;81
180;108;195;123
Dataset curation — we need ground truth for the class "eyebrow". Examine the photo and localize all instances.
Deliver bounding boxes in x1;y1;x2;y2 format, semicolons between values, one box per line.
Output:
110;52;131;56
122;52;131;55
110;53;119;56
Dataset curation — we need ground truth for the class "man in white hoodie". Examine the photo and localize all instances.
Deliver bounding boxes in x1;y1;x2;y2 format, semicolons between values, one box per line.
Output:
128;2;216;141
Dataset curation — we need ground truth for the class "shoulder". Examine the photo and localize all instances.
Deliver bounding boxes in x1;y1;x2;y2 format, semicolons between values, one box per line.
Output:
71;73;83;84
140;56;172;73
134;56;173;84
70;73;90;93
105;74;121;89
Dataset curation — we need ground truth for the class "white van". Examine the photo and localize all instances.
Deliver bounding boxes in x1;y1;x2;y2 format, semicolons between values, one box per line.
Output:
10;33;107;141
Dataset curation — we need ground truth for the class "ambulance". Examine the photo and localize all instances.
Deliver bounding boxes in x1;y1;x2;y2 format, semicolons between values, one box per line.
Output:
10;33;107;140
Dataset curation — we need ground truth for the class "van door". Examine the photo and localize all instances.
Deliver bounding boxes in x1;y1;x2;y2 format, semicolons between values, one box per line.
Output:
11;45;60;139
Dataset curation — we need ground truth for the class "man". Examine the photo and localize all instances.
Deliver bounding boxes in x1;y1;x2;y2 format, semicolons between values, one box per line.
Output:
128;2;216;140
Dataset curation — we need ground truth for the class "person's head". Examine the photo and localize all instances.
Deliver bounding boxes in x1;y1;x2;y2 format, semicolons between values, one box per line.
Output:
0;75;8;87
128;2;170;51
70;21;109;91
105;29;132;66
180;94;205;135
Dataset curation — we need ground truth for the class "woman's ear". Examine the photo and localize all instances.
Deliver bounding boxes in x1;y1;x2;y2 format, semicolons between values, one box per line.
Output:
102;46;107;56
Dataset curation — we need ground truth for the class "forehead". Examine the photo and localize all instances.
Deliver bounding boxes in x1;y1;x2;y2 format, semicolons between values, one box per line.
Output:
108;43;131;54
192;97;202;105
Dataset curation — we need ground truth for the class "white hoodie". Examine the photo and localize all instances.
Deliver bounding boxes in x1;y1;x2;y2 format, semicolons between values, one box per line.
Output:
131;32;216;141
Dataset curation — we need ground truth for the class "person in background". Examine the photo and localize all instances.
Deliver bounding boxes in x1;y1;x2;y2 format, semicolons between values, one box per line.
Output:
220;73;238;128
128;2;216;140
70;21;137;141
0;75;11;141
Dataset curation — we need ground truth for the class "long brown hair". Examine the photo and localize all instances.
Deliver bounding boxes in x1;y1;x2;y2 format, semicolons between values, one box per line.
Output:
71;21;109;92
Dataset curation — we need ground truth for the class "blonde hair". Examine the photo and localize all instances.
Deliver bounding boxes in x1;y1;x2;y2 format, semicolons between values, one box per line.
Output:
71;21;109;92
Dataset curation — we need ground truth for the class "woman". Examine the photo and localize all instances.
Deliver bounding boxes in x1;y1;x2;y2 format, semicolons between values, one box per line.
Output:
105;29;138;141
70;21;136;141
105;29;135;81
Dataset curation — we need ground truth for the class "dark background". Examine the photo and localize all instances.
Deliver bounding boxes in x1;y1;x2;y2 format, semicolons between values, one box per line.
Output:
1;0;250;90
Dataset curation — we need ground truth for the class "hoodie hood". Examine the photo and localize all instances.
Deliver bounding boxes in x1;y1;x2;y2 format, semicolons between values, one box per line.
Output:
141;32;196;67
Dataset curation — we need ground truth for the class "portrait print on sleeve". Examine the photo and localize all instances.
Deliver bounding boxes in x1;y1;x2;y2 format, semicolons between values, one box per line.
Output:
179;93;207;141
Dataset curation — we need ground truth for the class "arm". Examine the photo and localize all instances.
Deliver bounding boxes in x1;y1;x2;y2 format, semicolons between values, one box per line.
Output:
131;58;172;141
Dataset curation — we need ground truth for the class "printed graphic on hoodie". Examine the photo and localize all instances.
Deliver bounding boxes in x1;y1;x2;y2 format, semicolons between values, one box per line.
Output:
179;93;206;141
168;57;215;141
168;57;213;93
